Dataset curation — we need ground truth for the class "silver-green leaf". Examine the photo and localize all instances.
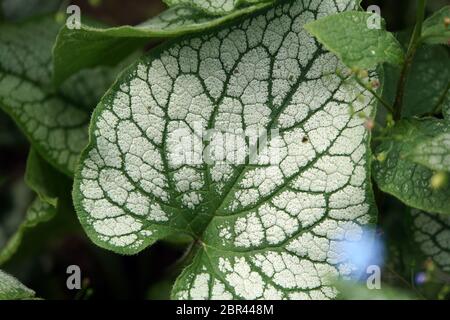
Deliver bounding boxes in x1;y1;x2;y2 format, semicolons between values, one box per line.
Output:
0;16;123;176
74;0;377;300
163;0;273;16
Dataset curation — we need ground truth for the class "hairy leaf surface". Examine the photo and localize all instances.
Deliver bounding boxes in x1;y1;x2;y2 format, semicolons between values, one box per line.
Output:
0;270;35;300
373;119;450;215
74;0;377;300
304;11;404;69
0;16;122;176
53;3;274;84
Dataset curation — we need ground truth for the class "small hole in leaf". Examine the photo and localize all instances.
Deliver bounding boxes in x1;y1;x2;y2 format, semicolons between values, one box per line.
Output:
302;136;308;143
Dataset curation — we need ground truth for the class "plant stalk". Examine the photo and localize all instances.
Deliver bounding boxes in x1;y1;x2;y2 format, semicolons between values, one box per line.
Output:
353;76;394;114
393;0;427;120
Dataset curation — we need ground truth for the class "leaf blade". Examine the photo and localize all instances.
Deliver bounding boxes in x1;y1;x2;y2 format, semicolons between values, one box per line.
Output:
163;0;272;16
382;45;450;117
0;149;72;265
74;0;378;299
373;119;450;215
407;132;450;172
0;16;123;176
0;270;35;300
421;5;450;45
305;11;404;69
52;3;274;84
0;197;56;265
25;148;66;207
411;209;450;273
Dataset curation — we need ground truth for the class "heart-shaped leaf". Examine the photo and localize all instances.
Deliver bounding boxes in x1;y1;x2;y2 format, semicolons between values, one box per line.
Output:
74;0;377;299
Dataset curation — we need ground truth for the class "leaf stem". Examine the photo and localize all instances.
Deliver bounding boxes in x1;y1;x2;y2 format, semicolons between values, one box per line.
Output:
353;75;394;114
393;0;427;120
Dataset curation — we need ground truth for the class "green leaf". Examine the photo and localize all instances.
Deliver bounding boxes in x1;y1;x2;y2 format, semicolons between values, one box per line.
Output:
0;16;122;176
0;269;35;300
52;3;274;84
0;179;33;253
407;132;450;172
421;5;450;45
163;0;272;16
411;209;450;273
382;45;450;117
74;0;378;300
0;149;70;265
25;148;67;207
305;11;404;69
444;99;450;121
0;197;56;265
373;119;450;215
